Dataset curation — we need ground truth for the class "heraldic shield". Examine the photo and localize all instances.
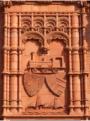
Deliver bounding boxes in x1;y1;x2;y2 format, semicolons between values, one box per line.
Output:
23;71;66;98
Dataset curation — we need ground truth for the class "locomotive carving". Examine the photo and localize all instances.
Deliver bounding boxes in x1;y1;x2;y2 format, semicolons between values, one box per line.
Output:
22;13;68;110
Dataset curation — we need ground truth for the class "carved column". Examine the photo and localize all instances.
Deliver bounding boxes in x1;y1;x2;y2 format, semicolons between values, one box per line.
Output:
10;14;18;112
56;13;59;31
71;13;81;113
6;13;10;112
18;14;23;111
44;13;47;47
68;14;74;114
82;7;89;116
3;12;9;115
31;13;34;31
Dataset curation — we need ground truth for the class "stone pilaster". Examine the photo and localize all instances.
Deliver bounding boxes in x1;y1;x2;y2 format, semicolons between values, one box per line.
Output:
6;13;10;113
68;14;74;114
10;14;18;112
71;13;81;114
82;7;89;116
18;14;23;112
3;12;9;115
3;13;8;72
31;13;34;31
44;13;47;47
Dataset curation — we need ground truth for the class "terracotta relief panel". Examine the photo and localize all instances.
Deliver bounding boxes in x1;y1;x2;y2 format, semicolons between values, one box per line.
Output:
1;1;90;119
21;13;69;115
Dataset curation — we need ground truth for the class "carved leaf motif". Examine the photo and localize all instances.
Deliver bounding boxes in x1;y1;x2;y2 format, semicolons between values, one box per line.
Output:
24;73;44;97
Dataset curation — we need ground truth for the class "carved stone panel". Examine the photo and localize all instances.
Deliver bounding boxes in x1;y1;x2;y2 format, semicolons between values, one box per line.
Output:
21;12;69;115
1;1;90;119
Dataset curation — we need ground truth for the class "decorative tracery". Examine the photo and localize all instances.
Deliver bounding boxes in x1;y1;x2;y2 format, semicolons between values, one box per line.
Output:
58;17;69;34
21;17;32;34
46;18;56;33
33;17;44;34
21;13;69;40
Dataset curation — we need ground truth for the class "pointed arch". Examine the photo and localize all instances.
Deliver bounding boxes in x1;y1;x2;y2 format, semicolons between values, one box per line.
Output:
46;31;69;45
22;31;44;46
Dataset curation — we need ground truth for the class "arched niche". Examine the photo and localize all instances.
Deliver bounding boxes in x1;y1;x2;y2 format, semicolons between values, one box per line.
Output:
46;31;69;69
22;32;44;71
22;31;44;46
46;31;68;45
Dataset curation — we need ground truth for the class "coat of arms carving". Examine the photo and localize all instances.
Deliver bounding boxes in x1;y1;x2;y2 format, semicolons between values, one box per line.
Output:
22;13;68;113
